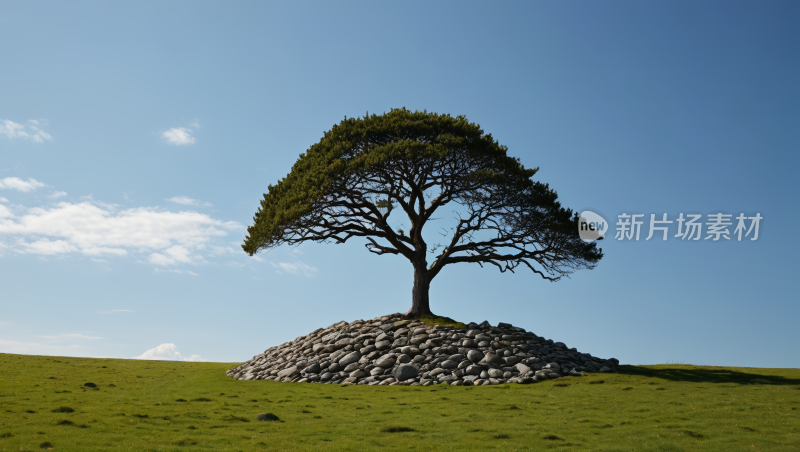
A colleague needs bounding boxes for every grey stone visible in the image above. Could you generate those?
[375,354,397,368]
[370,367,384,376]
[544,362,560,372]
[397,354,411,364]
[448,354,465,362]
[389,320,412,331]
[400,346,419,356]
[462,375,478,382]
[465,365,484,376]
[461,339,477,348]
[327,362,342,373]
[303,363,321,374]
[375,340,391,350]
[514,363,531,375]
[503,371,512,379]
[497,322,512,328]
[467,350,484,363]
[320,372,334,381]
[409,334,428,345]
[393,364,419,381]
[440,360,458,370]
[376,333,389,342]
[504,356,520,366]
[599,366,611,372]
[349,370,367,379]
[487,368,503,378]
[338,351,362,367]
[343,362,360,372]
[480,370,489,379]
[277,366,299,378]
[429,368,446,377]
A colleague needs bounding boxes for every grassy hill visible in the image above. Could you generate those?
[0,353,798,451]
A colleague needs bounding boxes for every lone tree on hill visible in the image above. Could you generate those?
[243,109,603,318]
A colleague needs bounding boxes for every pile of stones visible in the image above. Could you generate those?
[227,313,619,386]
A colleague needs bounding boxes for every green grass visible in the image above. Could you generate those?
[1,353,798,451]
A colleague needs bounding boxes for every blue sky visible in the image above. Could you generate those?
[1,1,797,367]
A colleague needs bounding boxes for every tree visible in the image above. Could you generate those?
[243,109,603,318]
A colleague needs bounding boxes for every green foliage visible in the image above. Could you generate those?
[242,109,603,303]
[4,353,798,450]
[416,314,467,329]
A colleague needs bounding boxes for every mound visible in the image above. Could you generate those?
[227,314,619,386]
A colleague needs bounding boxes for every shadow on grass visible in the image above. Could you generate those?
[619,365,800,386]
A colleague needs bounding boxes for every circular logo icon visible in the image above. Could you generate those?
[578,210,607,242]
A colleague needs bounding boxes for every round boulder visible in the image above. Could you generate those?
[467,350,484,363]
[393,364,419,382]
[338,351,362,367]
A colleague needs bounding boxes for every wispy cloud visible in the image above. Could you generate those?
[133,343,205,361]
[98,309,135,314]
[0,193,241,265]
[0,119,53,143]
[0,197,9,203]
[0,177,47,192]
[48,191,67,199]
[269,261,318,277]
[166,196,211,207]
[162,127,195,145]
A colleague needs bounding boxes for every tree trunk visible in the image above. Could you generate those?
[406,264,433,318]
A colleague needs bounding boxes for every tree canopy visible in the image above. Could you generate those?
[243,108,602,317]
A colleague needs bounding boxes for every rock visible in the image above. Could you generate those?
[400,346,419,356]
[409,334,428,345]
[503,371,512,379]
[429,368,446,377]
[599,366,611,372]
[303,363,321,374]
[504,356,520,366]
[257,413,280,421]
[497,322,512,328]
[370,367,384,376]
[514,363,531,375]
[375,340,391,350]
[393,364,419,381]
[397,354,411,364]
[544,362,560,372]
[462,339,477,348]
[327,363,342,373]
[389,320,412,331]
[376,333,389,342]
[480,370,489,379]
[375,354,397,368]
[440,360,458,370]
[349,370,367,379]
[277,366,299,378]
[343,362,360,372]
[338,351,362,367]
[478,321,491,328]
[487,368,503,378]
[467,350,484,363]
[448,354,465,362]
[465,365,484,376]
[320,372,334,381]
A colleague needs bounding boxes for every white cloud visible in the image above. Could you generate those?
[166,196,211,207]
[162,127,195,145]
[133,343,205,361]
[269,261,318,277]
[48,191,67,199]
[0,201,241,264]
[0,177,47,192]
[0,197,8,203]
[98,309,135,314]
[148,245,193,266]
[0,119,53,143]
[19,238,77,255]
[189,119,201,129]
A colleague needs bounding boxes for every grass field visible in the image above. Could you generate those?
[0,353,798,451]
